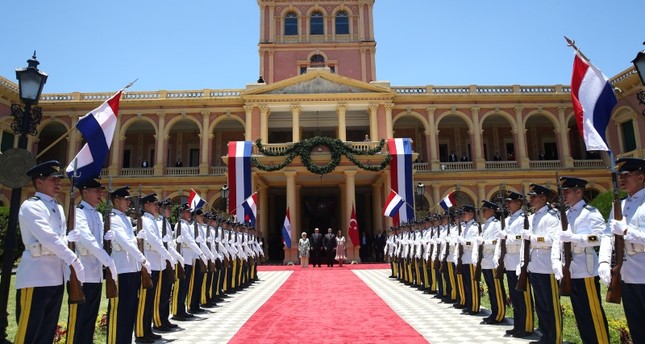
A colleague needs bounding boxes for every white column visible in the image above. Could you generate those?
[244,106,253,141]
[337,104,347,141]
[260,106,270,143]
[291,105,301,142]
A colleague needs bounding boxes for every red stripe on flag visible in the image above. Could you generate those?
[570,54,589,135]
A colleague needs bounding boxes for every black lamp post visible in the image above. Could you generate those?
[633,43,645,116]
[221,184,229,214]
[0,52,47,342]
[415,182,425,217]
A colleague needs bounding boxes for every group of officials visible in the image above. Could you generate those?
[14,160,264,343]
[385,157,645,344]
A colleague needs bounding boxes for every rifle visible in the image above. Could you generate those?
[103,177,118,298]
[66,161,86,304]
[174,208,186,280]
[432,224,441,270]
[136,186,154,289]
[194,218,208,273]
[494,186,507,279]
[161,207,176,284]
[474,204,484,282]
[606,170,624,304]
[456,213,464,275]
[516,186,530,292]
[556,173,572,296]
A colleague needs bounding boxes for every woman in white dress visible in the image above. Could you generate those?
[335,230,347,267]
[298,232,310,268]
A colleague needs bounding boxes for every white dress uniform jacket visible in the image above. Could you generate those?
[526,205,560,274]
[17,192,77,289]
[74,200,111,283]
[110,209,146,274]
[141,212,172,271]
[561,200,603,278]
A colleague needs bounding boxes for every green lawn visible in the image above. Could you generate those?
[479,278,628,344]
[6,276,109,343]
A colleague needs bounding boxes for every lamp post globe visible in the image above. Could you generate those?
[632,43,645,86]
[15,52,48,105]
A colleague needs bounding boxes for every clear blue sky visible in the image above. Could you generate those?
[1,1,644,93]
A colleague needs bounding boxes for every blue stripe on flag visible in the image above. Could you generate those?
[75,113,109,181]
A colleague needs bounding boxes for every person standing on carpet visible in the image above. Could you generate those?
[310,228,323,267]
[323,228,337,267]
[298,232,310,268]
[335,230,347,267]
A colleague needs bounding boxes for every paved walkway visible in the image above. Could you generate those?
[161,269,538,343]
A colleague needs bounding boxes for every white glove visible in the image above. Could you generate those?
[176,235,184,243]
[521,230,532,240]
[515,262,522,276]
[559,230,574,243]
[598,262,611,287]
[136,230,146,240]
[67,229,81,242]
[610,219,627,236]
[552,261,563,281]
[495,230,507,240]
[177,255,185,266]
[200,254,208,266]
[475,236,484,245]
[162,233,173,242]
[71,258,85,284]
[195,236,204,243]
[457,237,465,245]
[103,230,114,241]
[107,260,118,283]
[168,256,177,266]
[141,259,152,274]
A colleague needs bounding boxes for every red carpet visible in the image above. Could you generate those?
[229,267,428,344]
[257,263,390,272]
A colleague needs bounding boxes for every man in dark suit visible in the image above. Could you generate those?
[309,228,323,267]
[323,228,337,267]
[374,230,386,262]
[448,151,458,162]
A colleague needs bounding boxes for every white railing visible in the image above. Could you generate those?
[413,162,429,171]
[485,161,519,169]
[438,162,474,171]
[99,168,108,177]
[121,168,154,176]
[210,166,228,175]
[166,167,199,176]
[529,160,562,169]
[573,160,607,169]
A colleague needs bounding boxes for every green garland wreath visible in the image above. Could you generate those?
[251,137,391,175]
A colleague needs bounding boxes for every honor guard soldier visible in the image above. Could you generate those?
[452,210,467,309]
[457,205,480,315]
[495,191,534,337]
[154,198,182,332]
[66,178,118,343]
[172,204,207,320]
[135,193,175,342]
[442,212,459,303]
[197,212,217,308]
[385,227,396,278]
[557,176,609,343]
[106,186,152,344]
[523,184,562,344]
[15,161,85,344]
[477,200,506,324]
[599,158,645,342]
[438,212,455,302]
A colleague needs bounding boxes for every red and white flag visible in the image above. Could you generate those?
[348,204,360,246]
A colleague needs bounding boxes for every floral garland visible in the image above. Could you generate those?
[252,137,391,175]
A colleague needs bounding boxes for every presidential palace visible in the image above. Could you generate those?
[1,0,644,263]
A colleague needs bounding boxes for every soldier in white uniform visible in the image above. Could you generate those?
[523,184,562,344]
[599,158,645,343]
[135,193,174,342]
[477,200,506,325]
[557,176,609,344]
[66,178,117,344]
[457,205,480,315]
[15,161,85,344]
[106,186,151,344]
[495,191,534,337]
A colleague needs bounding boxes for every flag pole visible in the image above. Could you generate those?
[564,36,589,61]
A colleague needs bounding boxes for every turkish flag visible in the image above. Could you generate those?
[348,204,360,246]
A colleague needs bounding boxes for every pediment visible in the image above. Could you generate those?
[242,69,392,96]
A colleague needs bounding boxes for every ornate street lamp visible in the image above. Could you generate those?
[633,43,645,117]
[221,184,229,213]
[415,182,425,215]
[0,52,47,342]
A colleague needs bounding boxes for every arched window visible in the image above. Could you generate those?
[335,11,349,34]
[310,11,324,35]
[310,54,325,67]
[284,12,298,35]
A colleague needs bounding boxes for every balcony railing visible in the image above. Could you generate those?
[485,161,519,169]
[529,160,562,169]
[439,162,474,171]
[166,167,199,176]
[121,168,154,176]
[572,159,606,169]
[210,166,228,175]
